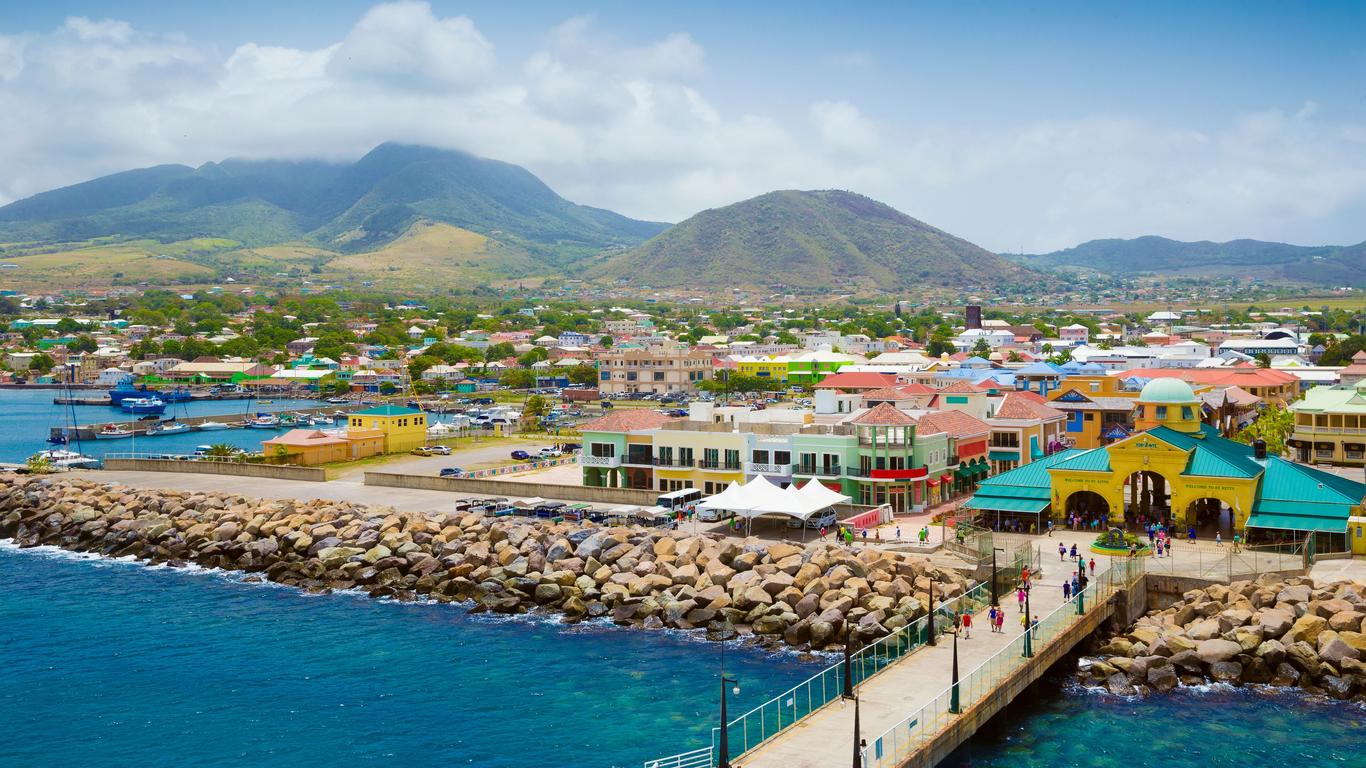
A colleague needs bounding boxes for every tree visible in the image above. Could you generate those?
[54,317,84,334]
[501,368,535,390]
[517,347,548,368]
[379,381,397,395]
[67,335,98,354]
[1006,350,1023,363]
[567,363,598,387]
[1254,353,1271,369]
[926,338,953,357]
[1234,404,1293,457]
[523,394,548,424]
[29,353,54,374]
[205,443,240,458]
[971,339,992,357]
[483,342,515,366]
[599,335,613,348]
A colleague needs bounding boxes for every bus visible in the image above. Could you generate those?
[654,488,701,512]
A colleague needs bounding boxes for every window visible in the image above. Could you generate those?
[752,449,770,463]
[774,450,790,465]
[702,448,719,468]
[679,447,694,466]
[1155,406,1168,420]
[590,442,616,458]
[1181,406,1193,420]
[724,449,741,469]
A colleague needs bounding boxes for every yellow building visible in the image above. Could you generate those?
[732,355,790,384]
[651,425,748,495]
[261,429,384,465]
[347,405,428,454]
[1047,376,1139,449]
[970,378,1366,551]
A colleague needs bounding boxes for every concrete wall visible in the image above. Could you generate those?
[103,457,326,482]
[363,472,661,506]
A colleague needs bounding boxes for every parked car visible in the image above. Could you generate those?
[410,446,433,456]
[537,447,563,458]
[439,467,465,478]
[428,445,451,455]
[787,510,838,530]
[510,449,531,460]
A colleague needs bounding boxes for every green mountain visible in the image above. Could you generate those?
[0,143,668,263]
[1014,236,1366,287]
[589,189,1044,291]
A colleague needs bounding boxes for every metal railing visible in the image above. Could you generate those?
[746,462,794,475]
[643,746,711,768]
[1140,540,1307,581]
[579,454,621,467]
[859,557,1146,768]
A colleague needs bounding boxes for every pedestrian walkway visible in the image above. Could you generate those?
[739,556,1103,768]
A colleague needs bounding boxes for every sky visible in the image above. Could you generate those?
[1,0,1365,252]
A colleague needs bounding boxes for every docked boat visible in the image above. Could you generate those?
[120,397,167,415]
[246,413,281,429]
[146,421,192,436]
[95,424,134,440]
[30,449,100,469]
[195,420,230,431]
[325,396,350,404]
[308,414,334,426]
[107,378,161,406]
[47,428,70,445]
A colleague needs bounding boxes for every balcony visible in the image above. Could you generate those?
[1297,426,1366,435]
[797,463,842,477]
[653,458,693,468]
[622,453,655,467]
[698,460,744,471]
[746,462,794,476]
[579,455,620,468]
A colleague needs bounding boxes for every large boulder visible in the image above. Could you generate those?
[1209,661,1244,684]
[1196,639,1243,665]
[1318,637,1361,667]
[1147,663,1179,692]
[1284,614,1328,646]
[1256,609,1294,637]
[1277,584,1312,605]
[1255,639,1286,667]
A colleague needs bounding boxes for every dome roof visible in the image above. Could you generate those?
[1138,377,1198,404]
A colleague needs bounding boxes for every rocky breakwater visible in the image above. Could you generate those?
[0,476,974,651]
[1085,574,1366,701]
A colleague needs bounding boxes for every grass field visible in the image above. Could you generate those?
[324,220,541,287]
[0,238,220,288]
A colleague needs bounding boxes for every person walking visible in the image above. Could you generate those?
[1058,542,1066,561]
[1017,587,1026,614]
[961,611,972,639]
[1062,580,1071,601]
[987,605,997,633]
[1069,543,1078,559]
[1215,531,1223,547]
[1089,558,1096,576]
[1047,519,1054,537]
[995,608,1005,634]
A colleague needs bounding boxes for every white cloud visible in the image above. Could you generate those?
[328,1,494,90]
[0,5,1363,254]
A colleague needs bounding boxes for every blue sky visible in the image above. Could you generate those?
[1,1,1364,252]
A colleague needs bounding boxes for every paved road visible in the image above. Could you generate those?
[332,437,552,479]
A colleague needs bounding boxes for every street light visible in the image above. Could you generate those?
[949,622,962,713]
[1076,555,1087,615]
[1022,581,1034,658]
[842,639,857,699]
[718,620,741,768]
[926,578,936,647]
[991,546,1006,607]
[851,693,866,768]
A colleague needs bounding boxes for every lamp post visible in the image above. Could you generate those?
[842,639,856,699]
[1022,581,1034,658]
[991,546,1006,607]
[926,578,936,647]
[949,624,962,714]
[1076,555,1087,615]
[851,693,863,768]
[718,620,740,768]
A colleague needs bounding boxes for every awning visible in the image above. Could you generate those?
[955,467,973,480]
[1246,513,1347,534]
[965,496,1049,514]
[1345,443,1364,451]
[940,474,953,485]
[926,477,940,486]
[975,463,990,477]
[987,449,1018,462]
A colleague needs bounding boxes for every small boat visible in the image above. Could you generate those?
[325,396,350,404]
[30,449,100,469]
[146,421,192,436]
[308,414,334,426]
[160,387,194,403]
[107,378,161,406]
[332,410,349,418]
[258,400,274,405]
[47,429,69,445]
[96,424,134,439]
[195,420,230,431]
[121,397,167,415]
[246,413,281,429]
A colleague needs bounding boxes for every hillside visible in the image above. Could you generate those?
[589,190,1044,292]
[0,144,668,275]
[1015,236,1366,287]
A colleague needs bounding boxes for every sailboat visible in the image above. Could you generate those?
[146,421,192,436]
[37,367,98,468]
[96,424,135,439]
[194,420,230,431]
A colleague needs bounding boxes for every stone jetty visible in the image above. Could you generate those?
[1086,574,1366,700]
[0,476,973,651]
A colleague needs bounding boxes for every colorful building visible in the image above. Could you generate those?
[787,349,860,386]
[1047,375,1138,449]
[731,355,790,383]
[1117,366,1300,405]
[347,405,428,454]
[985,392,1067,474]
[967,378,1366,550]
[261,428,384,465]
[1288,381,1366,467]
[580,410,677,489]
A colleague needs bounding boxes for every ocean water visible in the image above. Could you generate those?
[0,543,821,768]
[944,669,1364,768]
[2,388,329,463]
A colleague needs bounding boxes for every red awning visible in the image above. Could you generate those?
[926,477,940,486]
[940,474,953,484]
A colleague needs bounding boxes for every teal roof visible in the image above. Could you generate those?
[1245,513,1347,534]
[1144,425,1263,479]
[1049,448,1111,472]
[1248,457,1364,533]
[354,405,423,417]
[1137,377,1200,404]
[965,496,1049,513]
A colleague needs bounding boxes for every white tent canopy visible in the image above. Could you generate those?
[696,475,849,522]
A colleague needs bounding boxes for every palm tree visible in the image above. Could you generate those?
[205,443,239,458]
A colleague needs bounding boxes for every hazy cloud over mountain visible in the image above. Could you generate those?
[0,1,1364,252]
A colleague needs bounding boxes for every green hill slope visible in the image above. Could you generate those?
[589,189,1043,292]
[1014,236,1366,286]
[0,144,668,268]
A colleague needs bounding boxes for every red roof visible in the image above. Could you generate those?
[897,383,938,395]
[862,386,919,401]
[813,372,898,390]
[578,410,677,433]
[1117,367,1299,388]
[938,381,985,394]
[263,429,348,447]
[994,392,1066,421]
[850,402,918,426]
[915,409,991,438]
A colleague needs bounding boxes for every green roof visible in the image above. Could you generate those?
[978,449,1085,491]
[1138,377,1200,404]
[1049,448,1111,472]
[1145,425,1263,479]
[987,449,1020,461]
[1245,513,1347,534]
[965,496,1049,514]
[354,405,423,417]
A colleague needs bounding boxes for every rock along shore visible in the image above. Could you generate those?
[0,476,973,651]
[1086,574,1366,701]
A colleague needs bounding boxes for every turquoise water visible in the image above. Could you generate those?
[944,670,1363,768]
[0,543,821,768]
[2,389,329,463]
